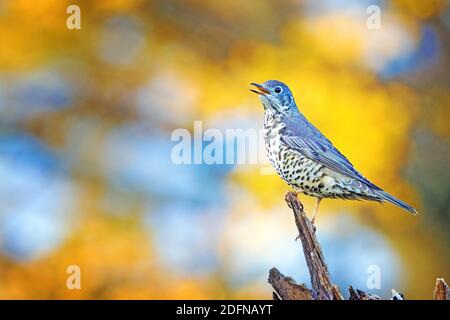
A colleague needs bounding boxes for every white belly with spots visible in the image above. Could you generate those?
[264,112,346,198]
[263,114,285,175]
[262,112,381,201]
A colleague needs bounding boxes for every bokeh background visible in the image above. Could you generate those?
[0,0,449,299]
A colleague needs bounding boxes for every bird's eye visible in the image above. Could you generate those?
[274,86,282,94]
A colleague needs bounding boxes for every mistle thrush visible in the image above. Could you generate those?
[251,80,417,223]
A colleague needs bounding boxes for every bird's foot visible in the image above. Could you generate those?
[285,191,304,211]
[285,192,296,209]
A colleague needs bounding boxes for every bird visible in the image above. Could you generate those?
[250,80,417,223]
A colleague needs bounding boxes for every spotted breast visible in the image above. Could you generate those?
[264,110,353,199]
[253,79,417,216]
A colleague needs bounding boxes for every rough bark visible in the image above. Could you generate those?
[268,268,312,300]
[434,278,450,300]
[348,286,381,300]
[267,192,446,300]
[282,192,343,300]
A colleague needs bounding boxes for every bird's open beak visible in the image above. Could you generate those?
[250,83,270,95]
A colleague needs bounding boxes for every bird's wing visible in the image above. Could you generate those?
[280,127,380,190]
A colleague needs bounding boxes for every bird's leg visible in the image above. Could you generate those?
[293,191,302,241]
[311,198,322,224]
[293,192,304,209]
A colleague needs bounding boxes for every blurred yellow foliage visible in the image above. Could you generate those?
[0,0,448,300]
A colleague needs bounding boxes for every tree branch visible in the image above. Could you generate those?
[267,192,446,300]
[268,268,312,300]
[282,192,342,300]
[349,286,380,300]
[434,278,449,300]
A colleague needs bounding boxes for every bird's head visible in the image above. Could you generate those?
[250,80,297,115]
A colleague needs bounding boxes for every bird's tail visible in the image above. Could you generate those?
[376,190,418,215]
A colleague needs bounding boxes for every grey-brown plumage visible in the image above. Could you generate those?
[251,80,417,222]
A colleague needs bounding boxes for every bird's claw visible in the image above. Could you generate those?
[310,215,318,232]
